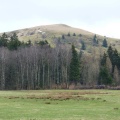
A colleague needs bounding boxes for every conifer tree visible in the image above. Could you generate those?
[101,53,107,66]
[0,33,8,47]
[81,41,86,50]
[107,45,113,60]
[93,34,99,46]
[39,40,48,46]
[67,32,70,36]
[93,34,97,44]
[113,49,119,67]
[73,33,76,36]
[70,45,80,83]
[107,46,119,72]
[99,52,113,85]
[102,38,108,47]
[99,66,113,85]
[62,35,65,39]
[8,33,21,50]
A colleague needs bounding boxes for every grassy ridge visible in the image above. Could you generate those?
[1,24,119,45]
[1,24,120,52]
[0,90,120,120]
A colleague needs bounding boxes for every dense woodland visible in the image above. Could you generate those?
[0,32,120,90]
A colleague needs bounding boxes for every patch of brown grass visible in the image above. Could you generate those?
[7,96,20,99]
[45,102,51,104]
[24,93,90,101]
[114,108,119,110]
[5,91,108,101]
[103,100,107,102]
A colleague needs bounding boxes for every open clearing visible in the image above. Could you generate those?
[0,90,120,120]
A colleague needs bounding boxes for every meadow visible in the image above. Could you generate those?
[0,90,120,120]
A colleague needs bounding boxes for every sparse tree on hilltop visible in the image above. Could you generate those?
[73,33,76,36]
[62,35,65,39]
[67,32,70,36]
[81,41,86,50]
[102,37,108,47]
[93,34,98,46]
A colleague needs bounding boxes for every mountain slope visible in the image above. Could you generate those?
[1,24,120,50]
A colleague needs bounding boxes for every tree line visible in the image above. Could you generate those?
[0,33,119,90]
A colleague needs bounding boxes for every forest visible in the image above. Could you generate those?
[0,32,120,90]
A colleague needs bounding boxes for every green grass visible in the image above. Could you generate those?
[0,90,120,120]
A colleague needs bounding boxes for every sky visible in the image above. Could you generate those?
[0,0,120,38]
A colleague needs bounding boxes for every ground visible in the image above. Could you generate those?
[0,90,120,120]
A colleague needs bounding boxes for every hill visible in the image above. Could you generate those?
[1,24,120,51]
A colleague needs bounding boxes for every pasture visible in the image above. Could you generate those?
[0,90,120,120]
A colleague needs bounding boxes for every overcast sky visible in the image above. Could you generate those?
[0,0,120,38]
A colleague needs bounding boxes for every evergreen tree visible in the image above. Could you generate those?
[93,34,98,45]
[111,49,120,73]
[81,41,86,50]
[107,45,115,72]
[62,35,65,39]
[99,66,113,85]
[117,54,120,70]
[39,40,48,46]
[107,45,113,60]
[113,49,119,66]
[73,33,76,36]
[93,34,97,43]
[70,45,80,83]
[101,53,107,66]
[0,33,8,47]
[79,34,82,37]
[102,38,108,47]
[67,32,70,36]
[96,39,99,44]
[99,52,113,85]
[8,33,21,50]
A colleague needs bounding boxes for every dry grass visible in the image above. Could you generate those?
[1,24,119,54]
[5,91,108,101]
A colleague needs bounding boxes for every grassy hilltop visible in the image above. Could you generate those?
[1,24,120,51]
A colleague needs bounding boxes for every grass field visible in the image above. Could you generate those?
[0,90,120,120]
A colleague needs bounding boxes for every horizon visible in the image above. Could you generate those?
[0,0,120,39]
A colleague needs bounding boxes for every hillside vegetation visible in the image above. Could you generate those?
[1,24,120,49]
[0,24,120,90]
